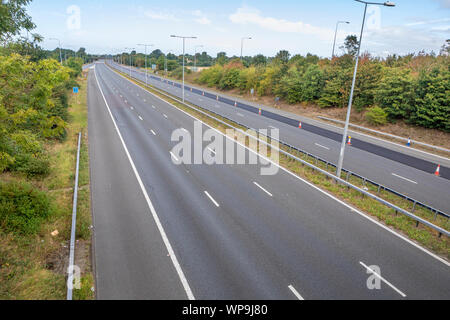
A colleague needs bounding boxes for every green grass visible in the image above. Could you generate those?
[0,72,94,300]
[112,66,450,260]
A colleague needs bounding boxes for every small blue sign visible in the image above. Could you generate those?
[73,87,79,94]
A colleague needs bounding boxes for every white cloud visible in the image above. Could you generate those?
[144,10,179,22]
[191,10,211,25]
[195,17,211,25]
[229,7,333,40]
[405,17,450,26]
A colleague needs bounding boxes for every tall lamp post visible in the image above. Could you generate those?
[138,43,154,86]
[49,38,63,64]
[194,45,203,72]
[336,0,395,178]
[332,21,350,58]
[171,35,197,103]
[240,37,252,60]
[125,47,135,77]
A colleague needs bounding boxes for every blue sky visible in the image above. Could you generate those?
[28,0,450,57]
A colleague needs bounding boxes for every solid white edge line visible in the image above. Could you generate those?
[94,67,195,300]
[107,63,450,267]
[359,261,407,298]
[253,181,273,197]
[391,173,418,185]
[204,191,220,207]
[163,114,168,118]
[288,285,304,300]
[150,129,156,136]
[138,116,143,121]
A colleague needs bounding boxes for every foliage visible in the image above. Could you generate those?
[0,53,78,176]
[0,181,52,235]
[192,43,449,131]
[365,106,388,126]
[0,0,35,41]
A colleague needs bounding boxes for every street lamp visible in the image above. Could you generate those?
[332,21,350,58]
[171,35,197,103]
[49,38,62,64]
[336,0,395,178]
[125,47,135,77]
[194,45,204,72]
[138,44,154,86]
[240,37,252,60]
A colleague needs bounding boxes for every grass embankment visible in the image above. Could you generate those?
[112,66,449,260]
[0,71,94,300]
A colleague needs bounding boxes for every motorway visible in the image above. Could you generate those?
[88,62,449,299]
[108,61,450,215]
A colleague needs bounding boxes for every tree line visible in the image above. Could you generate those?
[194,42,449,132]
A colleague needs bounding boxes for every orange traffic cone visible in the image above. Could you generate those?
[298,122,302,129]
[234,102,237,107]
[259,108,262,115]
[202,92,205,96]
[435,165,440,176]
[347,136,352,145]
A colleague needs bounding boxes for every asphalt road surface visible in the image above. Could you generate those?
[89,62,449,300]
[108,61,450,215]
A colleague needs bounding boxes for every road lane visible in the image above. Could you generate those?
[91,62,450,300]
[108,61,450,215]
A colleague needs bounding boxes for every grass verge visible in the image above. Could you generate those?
[112,65,449,260]
[0,71,94,300]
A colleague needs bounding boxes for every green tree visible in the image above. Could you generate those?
[344,35,359,56]
[412,68,449,131]
[0,0,35,41]
[375,68,415,120]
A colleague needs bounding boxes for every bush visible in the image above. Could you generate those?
[0,181,52,235]
[365,106,388,126]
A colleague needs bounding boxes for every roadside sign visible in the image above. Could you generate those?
[152,64,157,70]
[73,87,79,94]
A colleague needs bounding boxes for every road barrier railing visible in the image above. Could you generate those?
[107,62,450,238]
[67,132,82,300]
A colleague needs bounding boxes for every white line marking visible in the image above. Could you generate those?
[204,191,220,207]
[237,113,244,117]
[109,62,450,267]
[94,68,195,300]
[253,182,273,197]
[152,105,156,109]
[138,116,143,121]
[359,261,407,298]
[269,125,277,130]
[207,147,216,155]
[181,128,188,133]
[315,143,330,150]
[130,106,134,110]
[170,152,179,162]
[288,285,304,300]
[150,130,156,135]
[163,114,168,119]
[391,173,418,185]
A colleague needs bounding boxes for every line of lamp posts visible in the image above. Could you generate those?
[110,0,396,177]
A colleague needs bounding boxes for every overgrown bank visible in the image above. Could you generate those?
[0,56,93,299]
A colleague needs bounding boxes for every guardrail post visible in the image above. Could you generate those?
[412,201,416,212]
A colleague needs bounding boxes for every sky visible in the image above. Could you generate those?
[27,0,450,58]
